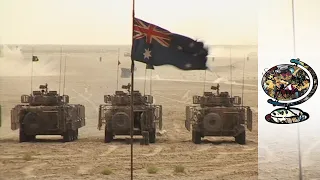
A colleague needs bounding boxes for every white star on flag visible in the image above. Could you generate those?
[185,63,192,68]
[143,48,152,60]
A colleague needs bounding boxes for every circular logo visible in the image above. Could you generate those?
[262,58,318,124]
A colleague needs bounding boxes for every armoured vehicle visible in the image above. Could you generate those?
[10,83,85,142]
[185,84,252,144]
[98,83,162,144]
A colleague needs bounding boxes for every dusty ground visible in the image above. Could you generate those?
[0,48,258,180]
[0,76,258,180]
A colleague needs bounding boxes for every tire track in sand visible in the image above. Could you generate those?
[162,145,256,157]
[196,145,212,152]
[77,145,119,175]
[77,165,94,175]
[173,121,181,133]
[98,145,119,157]
[153,90,191,141]
[210,161,258,178]
[72,89,99,113]
[196,143,257,153]
[21,163,47,179]
[200,146,257,165]
[142,145,163,157]
[76,145,119,175]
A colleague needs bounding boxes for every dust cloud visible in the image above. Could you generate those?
[0,45,60,77]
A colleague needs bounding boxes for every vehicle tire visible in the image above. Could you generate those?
[75,129,79,140]
[63,130,71,142]
[140,139,145,145]
[71,130,75,141]
[143,131,150,145]
[104,129,113,143]
[149,129,156,143]
[235,131,246,145]
[192,130,201,144]
[69,130,74,142]
[19,127,28,142]
[27,135,36,142]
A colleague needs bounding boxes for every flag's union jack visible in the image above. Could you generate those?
[133,18,171,47]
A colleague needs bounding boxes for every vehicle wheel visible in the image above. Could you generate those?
[27,135,36,142]
[235,131,246,145]
[71,130,76,141]
[75,129,79,140]
[71,130,75,141]
[19,128,28,143]
[104,129,113,143]
[142,131,149,145]
[149,129,156,143]
[192,130,201,144]
[140,139,145,145]
[63,130,72,142]
[70,130,74,142]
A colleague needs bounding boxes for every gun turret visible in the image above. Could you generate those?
[192,83,243,107]
[122,83,131,93]
[104,84,153,105]
[20,83,69,106]
[211,84,220,95]
[39,83,48,94]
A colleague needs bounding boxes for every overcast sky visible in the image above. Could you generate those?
[0,0,258,45]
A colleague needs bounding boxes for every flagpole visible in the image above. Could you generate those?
[241,55,246,107]
[149,69,152,95]
[59,46,63,95]
[143,67,147,95]
[229,47,232,97]
[63,54,67,96]
[116,47,120,90]
[30,46,34,94]
[130,0,135,179]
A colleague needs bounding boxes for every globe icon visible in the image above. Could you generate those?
[261,64,310,101]
[261,58,318,124]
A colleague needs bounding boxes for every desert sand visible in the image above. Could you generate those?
[0,46,258,180]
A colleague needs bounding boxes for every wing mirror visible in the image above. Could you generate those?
[144,95,153,104]
[104,95,112,103]
[62,95,69,103]
[233,96,241,105]
[192,95,201,104]
[21,95,30,103]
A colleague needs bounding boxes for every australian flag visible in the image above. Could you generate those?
[131,18,209,70]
